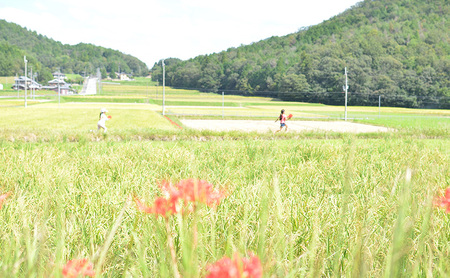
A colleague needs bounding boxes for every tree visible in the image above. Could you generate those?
[0,19,149,78]
[149,0,449,108]
[100,68,108,79]
[39,68,53,83]
[278,73,310,93]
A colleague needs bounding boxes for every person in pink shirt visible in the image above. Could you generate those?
[274,109,288,133]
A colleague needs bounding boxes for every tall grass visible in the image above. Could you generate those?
[0,138,448,277]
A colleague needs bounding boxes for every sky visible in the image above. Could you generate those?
[0,0,361,68]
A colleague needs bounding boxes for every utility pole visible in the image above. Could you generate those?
[16,73,19,98]
[378,95,381,118]
[24,56,27,108]
[58,81,60,108]
[31,67,33,100]
[162,59,165,115]
[34,72,38,100]
[343,67,348,121]
[97,68,102,95]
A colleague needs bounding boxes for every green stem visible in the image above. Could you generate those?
[165,218,181,278]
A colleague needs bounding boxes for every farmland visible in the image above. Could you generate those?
[0,77,449,277]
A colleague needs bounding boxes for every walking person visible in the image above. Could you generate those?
[97,108,110,133]
[274,109,288,133]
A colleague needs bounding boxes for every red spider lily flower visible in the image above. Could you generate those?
[205,188,227,207]
[241,253,262,278]
[434,187,450,213]
[175,179,226,206]
[62,258,95,278]
[159,180,181,199]
[205,253,262,278]
[134,195,180,218]
[0,192,11,209]
[206,256,238,278]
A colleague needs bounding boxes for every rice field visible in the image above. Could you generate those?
[0,138,449,277]
[0,76,449,277]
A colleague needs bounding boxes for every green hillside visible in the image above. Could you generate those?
[151,0,449,108]
[0,19,149,81]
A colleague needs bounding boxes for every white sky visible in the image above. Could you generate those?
[0,0,361,68]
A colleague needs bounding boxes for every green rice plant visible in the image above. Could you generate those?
[0,138,448,277]
[357,116,450,137]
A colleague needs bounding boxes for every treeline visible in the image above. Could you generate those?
[151,0,449,108]
[0,20,149,82]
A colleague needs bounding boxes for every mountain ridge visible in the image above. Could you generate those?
[0,19,149,81]
[151,0,449,108]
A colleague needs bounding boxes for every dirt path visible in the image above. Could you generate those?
[180,120,391,133]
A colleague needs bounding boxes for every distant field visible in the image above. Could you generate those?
[0,76,15,87]
[0,99,43,107]
[103,77,158,86]
[0,104,175,132]
[0,76,18,94]
[1,76,449,138]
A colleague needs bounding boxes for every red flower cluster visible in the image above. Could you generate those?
[62,259,95,278]
[168,179,225,206]
[135,179,226,218]
[435,187,450,213]
[206,253,262,278]
[135,194,180,217]
[0,192,11,209]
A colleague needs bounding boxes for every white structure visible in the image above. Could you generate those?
[118,73,131,81]
[80,77,98,95]
[12,76,41,90]
[0,84,3,90]
[42,79,73,95]
[53,71,66,81]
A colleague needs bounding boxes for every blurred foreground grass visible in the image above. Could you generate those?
[0,138,449,277]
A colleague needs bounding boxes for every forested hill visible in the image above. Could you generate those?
[0,19,148,81]
[151,0,449,108]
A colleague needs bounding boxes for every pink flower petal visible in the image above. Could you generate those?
[0,192,11,209]
[62,259,95,278]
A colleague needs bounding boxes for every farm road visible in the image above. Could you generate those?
[180,120,391,133]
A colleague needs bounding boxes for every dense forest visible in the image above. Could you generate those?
[0,20,148,82]
[151,0,449,108]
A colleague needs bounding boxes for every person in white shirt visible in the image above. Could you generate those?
[97,108,109,132]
